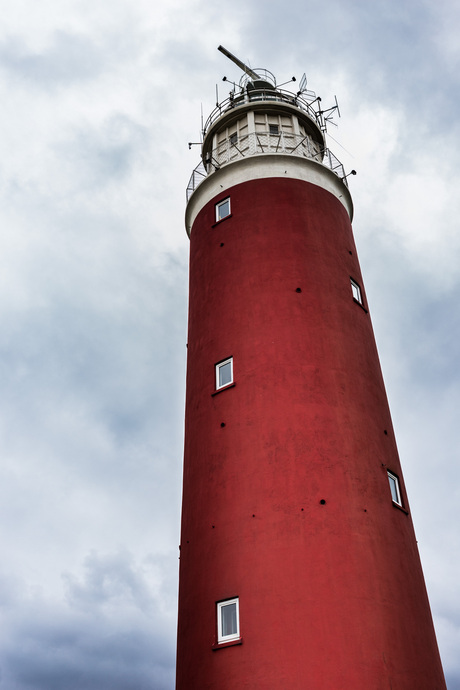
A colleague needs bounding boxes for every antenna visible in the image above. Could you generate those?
[316,95,341,132]
[296,72,317,101]
[334,95,341,118]
[222,76,239,89]
[218,45,259,80]
[276,77,296,88]
[342,169,357,181]
[298,73,307,93]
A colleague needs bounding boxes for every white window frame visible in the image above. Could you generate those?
[350,278,363,305]
[217,597,240,643]
[216,357,233,390]
[216,197,231,222]
[387,471,402,506]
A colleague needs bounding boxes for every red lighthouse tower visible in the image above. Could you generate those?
[176,47,446,690]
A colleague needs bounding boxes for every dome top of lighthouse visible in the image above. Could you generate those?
[237,67,277,92]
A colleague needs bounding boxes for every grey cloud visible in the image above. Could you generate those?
[64,549,157,612]
[60,115,151,187]
[1,550,176,690]
[3,617,174,690]
[0,31,106,87]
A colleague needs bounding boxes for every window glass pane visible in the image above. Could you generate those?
[388,475,398,502]
[351,279,362,304]
[217,199,230,221]
[388,472,401,505]
[221,602,237,637]
[219,361,232,387]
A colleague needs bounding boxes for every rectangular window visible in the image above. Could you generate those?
[216,357,233,390]
[388,471,402,506]
[217,598,240,643]
[269,124,279,135]
[229,133,238,146]
[216,197,231,222]
[350,278,363,305]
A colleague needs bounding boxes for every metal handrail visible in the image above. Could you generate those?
[186,161,207,202]
[203,88,319,137]
[186,130,348,202]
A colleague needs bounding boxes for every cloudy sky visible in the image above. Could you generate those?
[0,0,459,688]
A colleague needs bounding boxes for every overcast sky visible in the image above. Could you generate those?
[0,0,459,688]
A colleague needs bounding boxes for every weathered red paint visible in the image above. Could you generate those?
[176,176,446,689]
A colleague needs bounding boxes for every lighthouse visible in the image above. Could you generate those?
[176,47,446,689]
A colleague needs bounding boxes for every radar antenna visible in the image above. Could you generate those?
[296,72,318,102]
[218,45,259,81]
[298,73,308,93]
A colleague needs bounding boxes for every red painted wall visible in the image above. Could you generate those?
[176,177,446,689]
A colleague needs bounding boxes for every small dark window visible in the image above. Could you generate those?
[269,124,279,135]
[229,133,238,146]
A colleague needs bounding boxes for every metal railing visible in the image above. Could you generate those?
[203,88,320,137]
[186,130,347,202]
[212,130,322,167]
[186,161,207,202]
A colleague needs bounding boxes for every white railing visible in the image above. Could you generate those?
[202,88,320,137]
[186,131,347,202]
[210,130,322,168]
